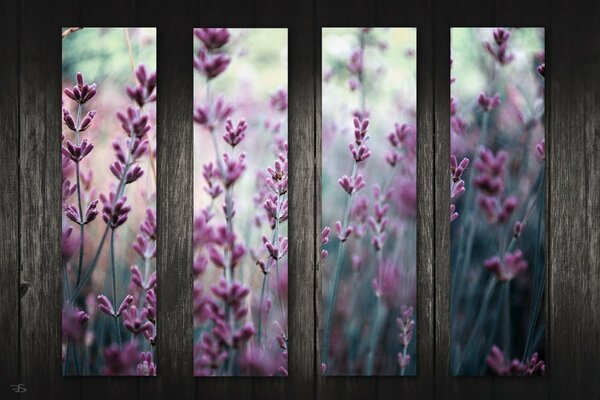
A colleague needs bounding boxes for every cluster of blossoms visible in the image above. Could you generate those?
[450,154,469,221]
[397,306,415,374]
[62,59,157,376]
[486,345,545,376]
[193,28,289,376]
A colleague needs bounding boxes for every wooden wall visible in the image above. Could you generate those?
[0,0,598,399]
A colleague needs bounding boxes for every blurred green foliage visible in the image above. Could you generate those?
[62,27,156,85]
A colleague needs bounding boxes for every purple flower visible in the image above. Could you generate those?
[338,174,366,194]
[194,49,231,79]
[97,294,134,317]
[478,92,501,112]
[116,106,151,138]
[473,146,508,196]
[194,95,234,130]
[348,142,372,162]
[137,352,157,376]
[487,345,545,376]
[102,342,138,376]
[194,28,230,50]
[127,64,157,107]
[450,204,458,222]
[100,192,131,229]
[396,305,415,372]
[537,63,545,77]
[62,307,89,341]
[202,162,223,198]
[266,153,289,195]
[536,138,545,160]
[478,195,518,224]
[484,28,514,65]
[123,305,153,335]
[110,161,144,184]
[262,235,289,260]
[64,199,99,225]
[220,152,246,187]
[353,117,370,145]
[269,88,288,112]
[484,249,528,282]
[347,49,364,75]
[62,139,94,162]
[64,72,97,104]
[223,118,248,147]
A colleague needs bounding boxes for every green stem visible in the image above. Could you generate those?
[256,274,267,346]
[522,187,545,362]
[69,131,137,304]
[455,276,497,375]
[365,298,387,375]
[322,161,358,368]
[110,230,122,346]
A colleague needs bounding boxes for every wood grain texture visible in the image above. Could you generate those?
[549,0,600,399]
[18,0,63,398]
[0,0,20,395]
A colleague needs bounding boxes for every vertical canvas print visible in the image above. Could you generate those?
[61,28,157,376]
[193,28,288,376]
[450,28,545,376]
[321,28,417,376]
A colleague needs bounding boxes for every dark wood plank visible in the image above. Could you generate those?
[287,1,318,400]
[316,1,432,399]
[18,0,63,397]
[137,1,194,400]
[433,0,494,398]
[0,0,21,395]
[549,0,600,399]
[491,1,549,399]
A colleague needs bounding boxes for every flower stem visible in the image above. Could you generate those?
[365,297,387,375]
[455,276,497,374]
[256,273,267,346]
[322,161,358,367]
[110,229,122,346]
[73,103,85,287]
[69,131,137,304]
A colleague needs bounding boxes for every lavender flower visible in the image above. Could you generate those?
[64,72,97,104]
[100,192,131,229]
[484,250,528,282]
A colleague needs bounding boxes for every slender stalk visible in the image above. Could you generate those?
[256,274,267,346]
[64,339,72,374]
[322,161,358,366]
[522,188,545,362]
[455,276,497,375]
[73,103,86,287]
[110,229,122,346]
[365,298,387,375]
[69,131,137,303]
